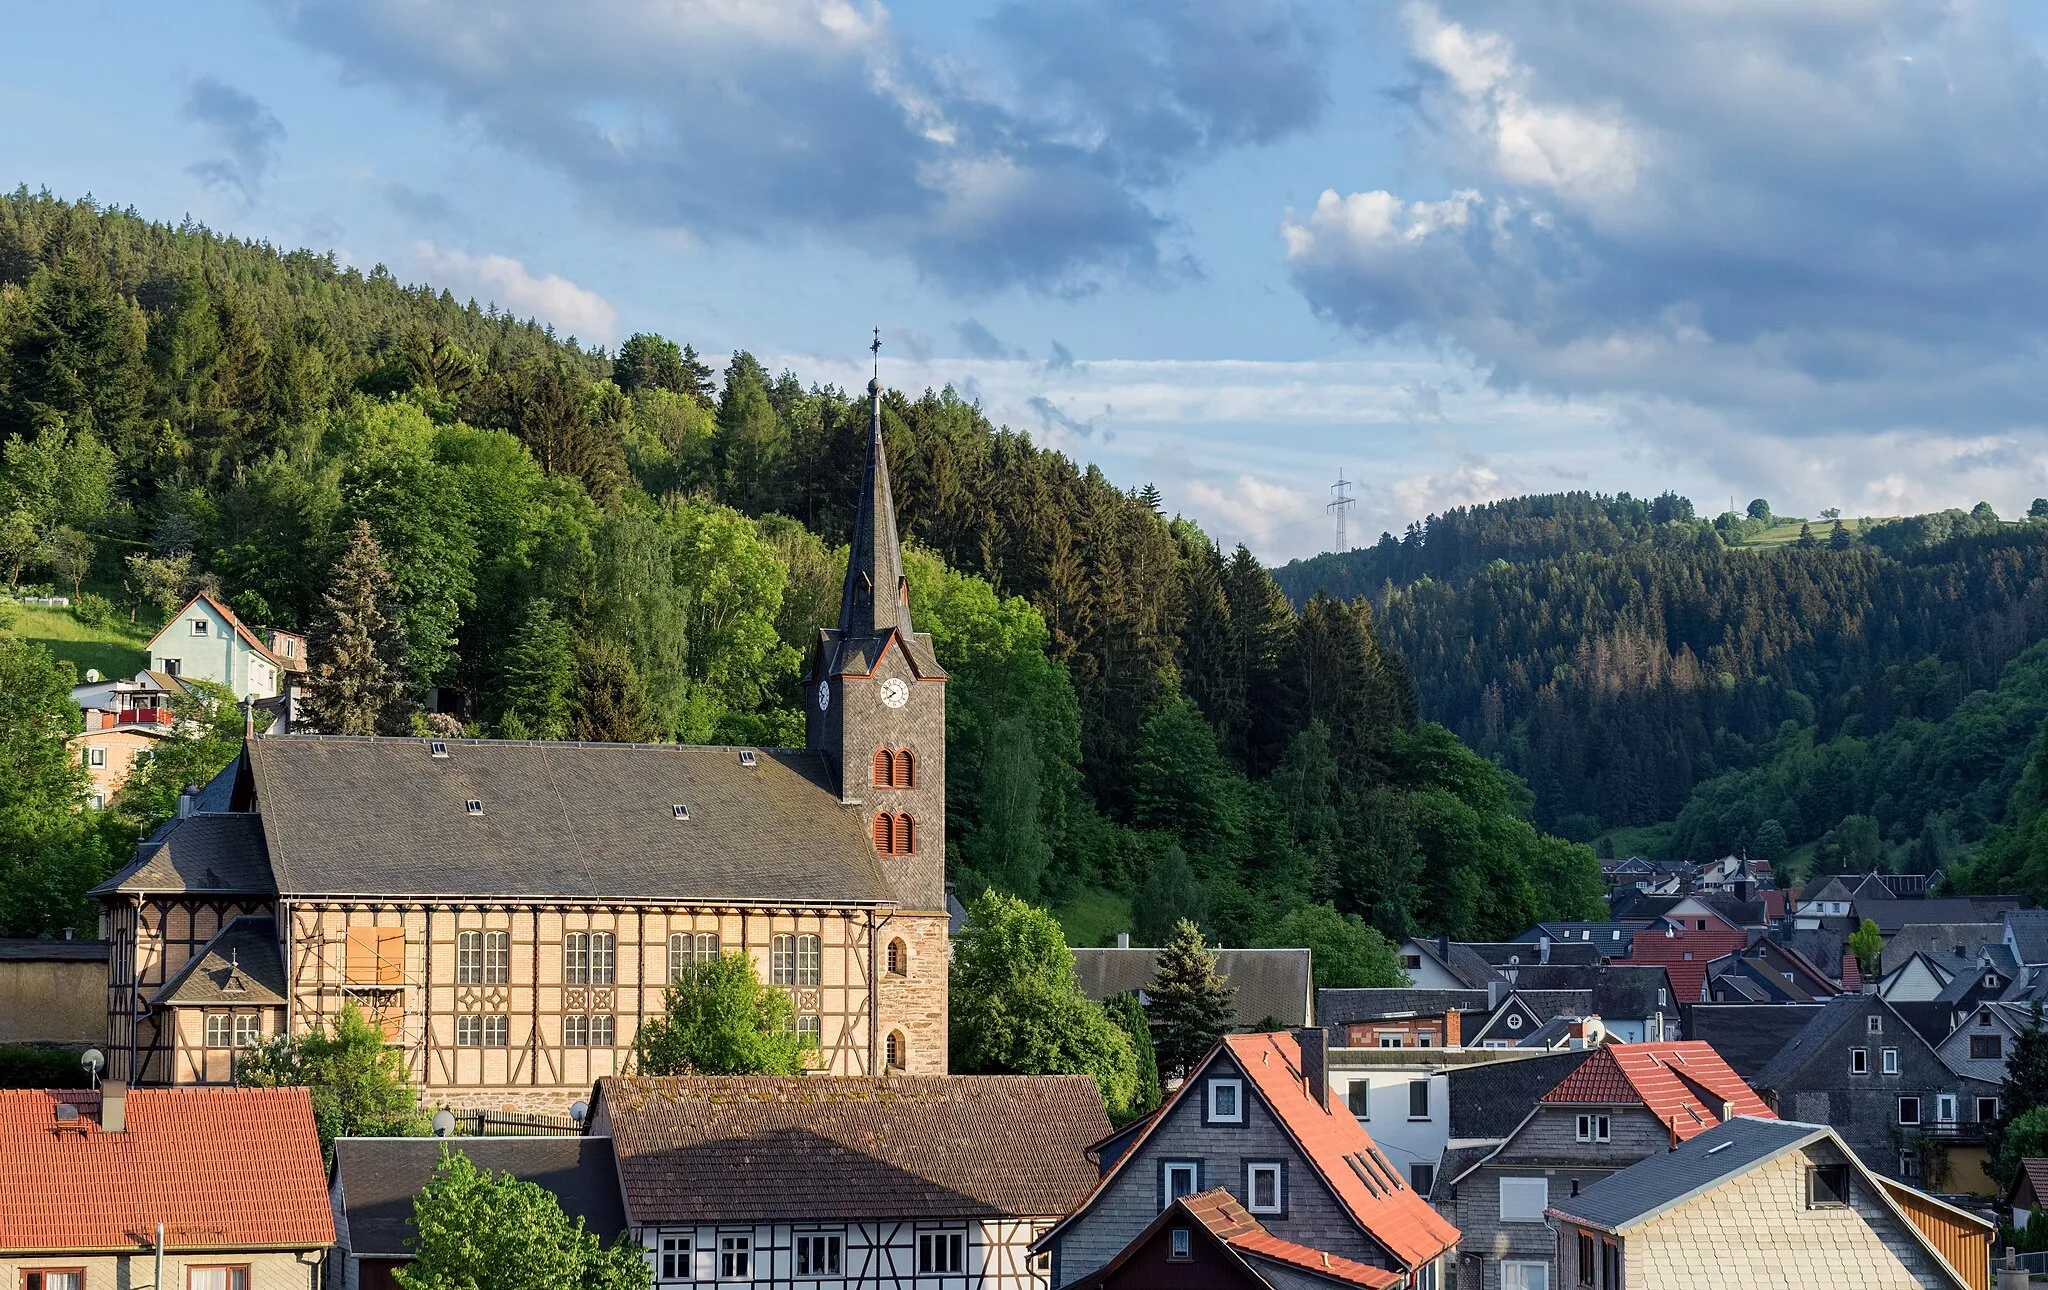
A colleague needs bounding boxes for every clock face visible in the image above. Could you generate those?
[879,677,910,709]
[816,681,830,711]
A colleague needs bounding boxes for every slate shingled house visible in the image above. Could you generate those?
[1038,1031,1460,1289]
[329,1136,628,1290]
[591,1074,1109,1289]
[94,374,955,1111]
[1072,944,1315,1028]
[0,1083,333,1290]
[1073,1189,1411,1289]
[1547,1117,1992,1290]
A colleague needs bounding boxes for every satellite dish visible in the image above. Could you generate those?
[570,1100,589,1126]
[431,1109,456,1138]
[84,669,103,683]
[81,1049,104,1086]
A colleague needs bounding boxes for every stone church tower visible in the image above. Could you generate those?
[806,365,950,1072]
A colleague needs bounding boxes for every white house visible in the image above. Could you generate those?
[144,592,301,702]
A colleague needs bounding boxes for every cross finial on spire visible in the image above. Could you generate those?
[871,326,881,377]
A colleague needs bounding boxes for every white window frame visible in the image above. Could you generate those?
[1575,1113,1610,1143]
[796,933,821,986]
[1499,1176,1549,1223]
[718,1234,750,1280]
[1169,1228,1192,1261]
[917,1231,965,1275]
[456,1015,483,1047]
[483,931,509,984]
[1378,1034,1404,1048]
[1868,1015,1883,1034]
[204,1014,231,1048]
[659,1234,692,1281]
[1163,1160,1200,1209]
[456,930,483,984]
[1208,1077,1244,1124]
[772,934,797,985]
[795,1232,842,1277]
[1937,1094,1957,1123]
[1899,1095,1921,1126]
[232,1015,260,1047]
[1882,1048,1899,1075]
[191,618,209,637]
[1850,1047,1868,1074]
[482,1015,507,1047]
[589,932,616,985]
[1245,1162,1284,1215]
[86,746,107,768]
[1408,1079,1431,1121]
[1502,1260,1551,1290]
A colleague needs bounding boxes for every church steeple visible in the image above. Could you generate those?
[838,328,912,638]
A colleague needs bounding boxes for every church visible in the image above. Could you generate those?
[94,371,952,1112]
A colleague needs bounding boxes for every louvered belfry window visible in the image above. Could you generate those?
[894,748,914,787]
[873,812,916,855]
[871,748,915,788]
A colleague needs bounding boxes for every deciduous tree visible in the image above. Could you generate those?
[631,952,810,1076]
[236,1001,428,1159]
[398,1149,651,1290]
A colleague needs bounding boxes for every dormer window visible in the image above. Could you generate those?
[1207,1077,1244,1124]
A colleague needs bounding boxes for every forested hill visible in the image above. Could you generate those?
[1276,491,2048,886]
[0,189,1604,951]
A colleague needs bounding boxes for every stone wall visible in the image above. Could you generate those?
[875,912,950,1075]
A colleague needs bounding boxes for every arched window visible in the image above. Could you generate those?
[590,932,616,985]
[873,813,915,855]
[772,934,797,986]
[456,930,483,984]
[797,934,821,986]
[894,748,914,788]
[669,931,723,980]
[886,939,907,976]
[564,932,589,984]
[885,1031,906,1070]
[483,931,509,984]
[872,749,894,787]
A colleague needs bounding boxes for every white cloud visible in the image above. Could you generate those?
[411,243,619,343]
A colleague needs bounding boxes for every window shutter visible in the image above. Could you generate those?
[872,749,892,787]
[873,813,894,853]
[896,748,914,788]
[897,813,914,853]
[377,927,405,984]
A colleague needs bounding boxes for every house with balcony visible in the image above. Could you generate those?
[1750,993,2002,1196]
[66,669,191,807]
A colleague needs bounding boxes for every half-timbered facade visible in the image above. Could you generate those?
[592,1074,1111,1290]
[96,371,954,1113]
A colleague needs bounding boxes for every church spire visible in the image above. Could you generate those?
[837,328,912,637]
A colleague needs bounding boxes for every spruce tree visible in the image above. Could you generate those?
[1147,919,1236,1082]
[494,598,576,739]
[303,519,411,736]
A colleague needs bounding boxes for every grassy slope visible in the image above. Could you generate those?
[1056,886,1135,948]
[8,601,156,681]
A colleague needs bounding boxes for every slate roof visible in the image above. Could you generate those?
[1539,1043,1771,1141]
[331,1136,627,1257]
[1775,928,1847,981]
[0,939,109,962]
[1073,947,1314,1027]
[1549,1117,1826,1231]
[1444,1052,1595,1140]
[1495,964,1597,992]
[1804,878,1857,906]
[1857,897,2021,937]
[0,1086,332,1252]
[1519,923,1647,953]
[1408,938,1503,989]
[1685,1005,1828,1079]
[1751,995,1891,1091]
[596,1075,1108,1223]
[1882,924,2006,975]
[242,736,898,904]
[151,916,286,1007]
[2009,910,2048,965]
[92,813,275,897]
[1318,989,1490,1029]
[1590,965,1674,1018]
[1464,941,1604,968]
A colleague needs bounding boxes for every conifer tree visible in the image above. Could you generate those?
[303,519,412,736]
[1146,919,1235,1082]
[571,639,655,743]
[494,598,576,739]
[1104,991,1162,1123]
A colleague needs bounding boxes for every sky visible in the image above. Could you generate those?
[5,0,2048,562]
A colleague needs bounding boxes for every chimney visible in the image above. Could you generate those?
[61,927,73,940]
[1294,1028,1329,1112]
[1437,933,1450,960]
[1488,979,1504,1010]
[1539,935,1551,965]
[1720,1100,1735,1122]
[100,1080,126,1133]
[1117,932,1131,950]
[176,786,197,819]
[1445,1009,1462,1048]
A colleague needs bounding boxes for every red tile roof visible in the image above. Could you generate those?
[1540,1043,1774,1142]
[1179,1190,1403,1289]
[1226,1033,1461,1269]
[1629,927,1750,1003]
[1840,951,1864,991]
[0,1087,333,1253]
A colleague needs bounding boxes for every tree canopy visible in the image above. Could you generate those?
[631,952,811,1077]
[397,1149,651,1290]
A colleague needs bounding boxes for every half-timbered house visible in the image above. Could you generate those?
[590,1073,1110,1290]
[95,370,953,1113]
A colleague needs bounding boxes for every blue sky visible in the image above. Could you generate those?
[6,0,2047,561]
